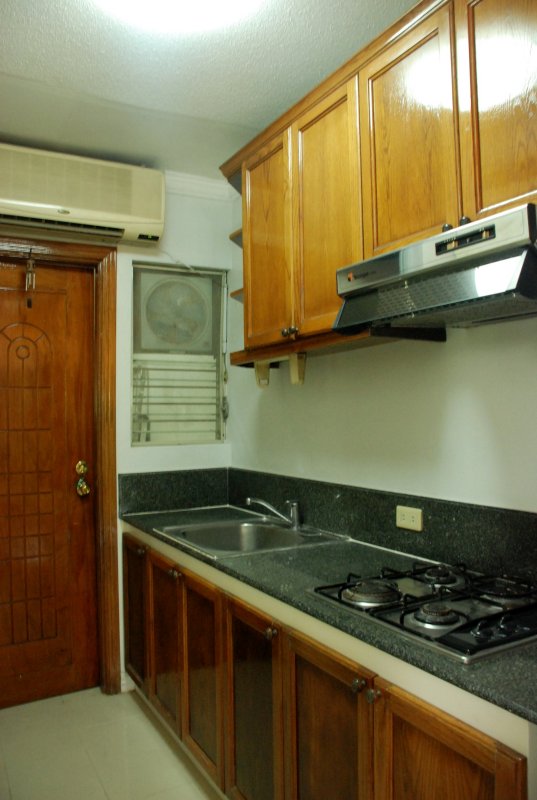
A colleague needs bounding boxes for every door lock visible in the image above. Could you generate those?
[75,461,91,496]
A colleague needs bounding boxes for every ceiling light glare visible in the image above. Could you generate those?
[92,0,266,35]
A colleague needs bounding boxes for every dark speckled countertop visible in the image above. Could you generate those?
[122,506,537,726]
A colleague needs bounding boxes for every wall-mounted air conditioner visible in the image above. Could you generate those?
[0,142,164,244]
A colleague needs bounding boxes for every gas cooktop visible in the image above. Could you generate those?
[313,562,537,663]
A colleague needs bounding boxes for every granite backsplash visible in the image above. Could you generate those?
[118,468,537,581]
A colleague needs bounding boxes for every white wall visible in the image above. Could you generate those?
[116,180,537,516]
[227,200,537,514]
[116,172,235,474]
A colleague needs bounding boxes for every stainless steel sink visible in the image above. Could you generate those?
[153,519,341,558]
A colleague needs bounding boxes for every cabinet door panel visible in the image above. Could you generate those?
[225,599,283,800]
[284,632,374,800]
[292,78,362,336]
[360,4,461,256]
[147,552,181,733]
[456,0,537,219]
[122,536,148,693]
[374,678,527,800]
[182,574,224,787]
[243,132,293,348]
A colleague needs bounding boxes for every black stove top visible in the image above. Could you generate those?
[313,563,537,663]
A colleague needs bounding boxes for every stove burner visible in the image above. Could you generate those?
[341,579,400,608]
[476,577,536,600]
[414,603,461,627]
[423,564,459,586]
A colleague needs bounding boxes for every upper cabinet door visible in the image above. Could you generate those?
[291,78,362,337]
[242,132,294,349]
[359,3,461,257]
[455,0,537,220]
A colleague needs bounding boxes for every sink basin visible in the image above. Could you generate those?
[153,519,339,558]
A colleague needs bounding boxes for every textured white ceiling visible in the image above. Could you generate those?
[1,0,416,178]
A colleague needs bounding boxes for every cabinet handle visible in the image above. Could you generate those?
[168,568,180,580]
[441,222,453,232]
[459,216,471,226]
[136,547,146,557]
[281,328,290,338]
[264,626,278,641]
[288,326,299,336]
[366,688,382,704]
[351,677,367,694]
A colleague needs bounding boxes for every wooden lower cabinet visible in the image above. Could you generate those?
[283,631,375,800]
[147,551,182,733]
[122,535,149,694]
[373,677,527,800]
[122,537,527,800]
[224,597,284,800]
[182,572,225,789]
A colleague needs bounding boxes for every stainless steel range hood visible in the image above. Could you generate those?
[334,204,537,334]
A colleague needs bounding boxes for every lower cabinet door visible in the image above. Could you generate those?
[122,535,148,694]
[224,598,284,800]
[284,631,375,800]
[373,677,527,800]
[147,551,182,734]
[181,572,224,788]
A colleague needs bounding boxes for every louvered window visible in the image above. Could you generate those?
[131,264,227,446]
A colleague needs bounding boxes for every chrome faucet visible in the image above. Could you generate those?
[245,497,301,530]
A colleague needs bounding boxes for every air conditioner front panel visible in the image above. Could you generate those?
[0,143,164,242]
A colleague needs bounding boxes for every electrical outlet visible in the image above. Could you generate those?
[396,505,423,532]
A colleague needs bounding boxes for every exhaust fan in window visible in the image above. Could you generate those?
[133,270,214,354]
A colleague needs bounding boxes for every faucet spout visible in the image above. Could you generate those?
[245,497,301,530]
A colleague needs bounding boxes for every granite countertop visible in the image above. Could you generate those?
[121,506,537,725]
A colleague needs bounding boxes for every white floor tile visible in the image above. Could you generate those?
[0,688,222,800]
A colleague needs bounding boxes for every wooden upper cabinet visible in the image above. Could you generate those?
[455,0,537,220]
[242,131,293,349]
[373,678,527,800]
[292,77,362,337]
[359,2,462,257]
[242,79,363,349]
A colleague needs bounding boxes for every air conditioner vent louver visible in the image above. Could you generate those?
[0,142,164,244]
[0,213,123,237]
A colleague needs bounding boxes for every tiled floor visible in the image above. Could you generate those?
[0,688,223,800]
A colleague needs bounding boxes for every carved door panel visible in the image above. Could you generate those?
[0,261,98,708]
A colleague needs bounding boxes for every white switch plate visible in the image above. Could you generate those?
[396,505,423,532]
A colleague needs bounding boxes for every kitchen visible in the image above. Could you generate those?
[2,0,537,798]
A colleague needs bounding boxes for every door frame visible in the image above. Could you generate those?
[0,234,120,694]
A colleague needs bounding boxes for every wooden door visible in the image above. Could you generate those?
[181,571,224,788]
[359,2,462,257]
[292,78,362,337]
[455,0,537,221]
[0,261,99,708]
[242,131,294,349]
[147,550,182,734]
[373,678,527,800]
[284,631,374,800]
[224,597,284,800]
